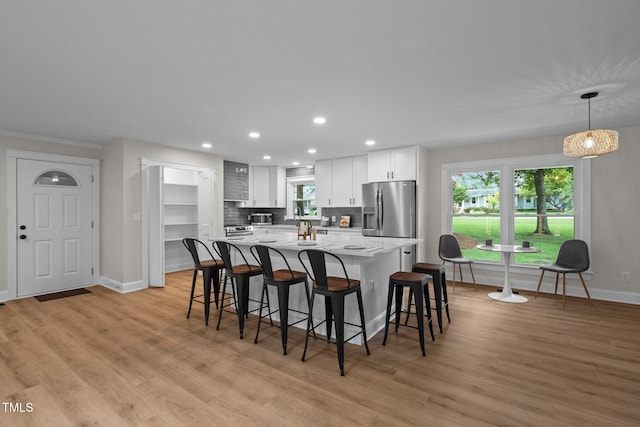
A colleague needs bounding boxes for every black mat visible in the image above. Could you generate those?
[34,288,91,302]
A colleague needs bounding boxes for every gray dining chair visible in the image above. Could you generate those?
[535,239,592,306]
[439,234,476,291]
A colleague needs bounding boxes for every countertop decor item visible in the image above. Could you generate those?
[297,219,312,239]
[564,91,618,158]
[339,215,351,228]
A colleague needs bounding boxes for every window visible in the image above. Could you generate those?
[513,167,574,264]
[451,170,501,262]
[287,176,317,218]
[442,154,590,267]
[34,170,78,187]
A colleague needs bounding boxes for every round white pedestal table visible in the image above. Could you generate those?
[476,244,541,303]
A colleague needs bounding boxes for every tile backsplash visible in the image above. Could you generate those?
[224,202,362,228]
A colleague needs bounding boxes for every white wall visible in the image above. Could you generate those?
[423,125,640,303]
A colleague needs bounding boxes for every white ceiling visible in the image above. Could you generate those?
[1,0,640,166]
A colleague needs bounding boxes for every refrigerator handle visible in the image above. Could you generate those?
[378,188,383,231]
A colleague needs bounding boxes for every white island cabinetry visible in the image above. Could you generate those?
[218,233,420,344]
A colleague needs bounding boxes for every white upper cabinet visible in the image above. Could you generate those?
[367,146,417,182]
[246,166,286,208]
[331,156,367,207]
[315,159,333,208]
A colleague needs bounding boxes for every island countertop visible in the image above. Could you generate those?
[217,232,420,257]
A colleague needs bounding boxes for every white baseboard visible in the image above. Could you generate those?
[0,290,8,303]
[469,272,640,305]
[99,277,146,294]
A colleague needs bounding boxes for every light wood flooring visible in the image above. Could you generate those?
[1,270,639,426]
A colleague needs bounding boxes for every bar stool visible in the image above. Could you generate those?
[408,262,450,333]
[298,249,370,376]
[214,241,265,339]
[250,245,312,355]
[383,271,435,356]
[182,238,225,326]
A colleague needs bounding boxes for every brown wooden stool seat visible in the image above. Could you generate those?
[409,262,450,332]
[383,271,435,356]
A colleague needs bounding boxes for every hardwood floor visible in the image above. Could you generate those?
[1,270,639,426]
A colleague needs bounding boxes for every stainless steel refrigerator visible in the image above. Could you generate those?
[362,180,416,269]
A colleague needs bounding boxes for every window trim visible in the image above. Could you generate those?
[441,153,591,267]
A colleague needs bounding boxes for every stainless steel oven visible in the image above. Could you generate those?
[224,225,254,237]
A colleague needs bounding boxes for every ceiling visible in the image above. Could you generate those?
[1,1,640,166]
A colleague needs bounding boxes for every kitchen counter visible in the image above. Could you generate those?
[214,232,420,343]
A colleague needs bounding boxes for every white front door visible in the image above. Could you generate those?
[17,159,94,297]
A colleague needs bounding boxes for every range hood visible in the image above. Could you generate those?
[223,160,249,201]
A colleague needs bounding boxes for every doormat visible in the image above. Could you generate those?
[34,288,91,302]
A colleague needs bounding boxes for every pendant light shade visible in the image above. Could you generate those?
[564,92,618,158]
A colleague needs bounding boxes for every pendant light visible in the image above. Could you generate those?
[563,92,618,158]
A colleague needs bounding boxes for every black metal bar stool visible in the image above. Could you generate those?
[383,271,435,356]
[251,245,312,355]
[182,238,225,325]
[407,262,450,333]
[214,241,265,339]
[298,249,370,376]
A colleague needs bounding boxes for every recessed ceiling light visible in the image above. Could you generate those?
[292,161,300,166]
[365,139,376,146]
[263,155,271,160]
[313,117,326,125]
[249,132,260,138]
[202,142,212,148]
[306,165,314,169]
[308,148,317,154]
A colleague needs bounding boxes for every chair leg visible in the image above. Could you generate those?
[303,279,317,339]
[554,273,559,295]
[413,283,426,357]
[216,275,228,330]
[254,281,268,344]
[578,272,593,305]
[468,264,477,290]
[535,271,545,299]
[331,295,346,376]
[277,284,291,355]
[383,282,395,346]
[404,288,413,325]
[430,275,443,333]
[562,273,566,306]
[325,295,334,344]
[302,289,316,362]
[394,284,403,333]
[451,262,457,292]
[187,269,197,319]
[356,289,370,355]
[423,283,435,342]
[458,263,464,285]
[212,268,221,309]
[439,271,451,323]
[203,269,213,326]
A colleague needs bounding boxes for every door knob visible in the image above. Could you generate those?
[19,225,26,230]
[19,235,27,239]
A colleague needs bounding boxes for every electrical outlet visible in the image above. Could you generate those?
[621,271,630,282]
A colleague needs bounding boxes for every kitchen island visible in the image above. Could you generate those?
[214,232,421,344]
